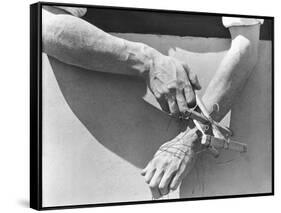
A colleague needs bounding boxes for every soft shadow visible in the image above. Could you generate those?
[17,199,29,208]
[49,56,184,169]
[114,33,231,55]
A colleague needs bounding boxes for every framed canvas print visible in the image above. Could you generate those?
[30,1,274,210]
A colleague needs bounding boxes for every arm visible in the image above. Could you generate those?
[202,24,260,121]
[42,9,151,76]
[42,9,201,114]
[141,24,261,198]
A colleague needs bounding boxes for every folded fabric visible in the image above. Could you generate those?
[222,17,264,28]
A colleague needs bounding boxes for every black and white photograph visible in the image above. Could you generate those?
[30,2,273,210]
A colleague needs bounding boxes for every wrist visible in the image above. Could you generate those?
[123,40,161,76]
[181,127,200,149]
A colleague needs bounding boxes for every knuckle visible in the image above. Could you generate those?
[176,96,186,105]
[167,163,176,172]
[162,161,171,170]
[149,182,157,188]
[167,83,177,91]
[155,89,165,97]
[171,162,181,171]
[154,93,162,99]
[153,90,163,98]
[179,106,188,113]
[159,159,168,167]
[159,184,165,190]
[151,160,159,168]
[170,185,177,191]
[145,178,150,184]
[161,86,169,94]
[187,97,196,108]
[157,163,165,171]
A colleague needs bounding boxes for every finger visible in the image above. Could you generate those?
[149,169,164,199]
[149,169,164,188]
[167,96,179,115]
[159,170,177,196]
[170,156,195,191]
[169,169,185,191]
[156,85,170,113]
[169,159,190,191]
[141,162,151,176]
[156,96,170,113]
[150,186,162,200]
[189,72,201,90]
[144,166,156,184]
[182,63,201,90]
[184,83,196,108]
[150,80,170,113]
[176,89,188,114]
[165,87,179,115]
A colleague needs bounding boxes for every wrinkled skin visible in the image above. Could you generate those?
[146,52,201,115]
[141,128,201,199]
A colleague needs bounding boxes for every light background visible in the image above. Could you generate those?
[0,0,279,212]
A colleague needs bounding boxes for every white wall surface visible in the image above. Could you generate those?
[0,0,279,213]
[41,34,271,206]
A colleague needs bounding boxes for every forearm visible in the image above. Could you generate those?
[178,25,260,147]
[143,25,261,194]
[42,10,158,76]
[202,25,260,122]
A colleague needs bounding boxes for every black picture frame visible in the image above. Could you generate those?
[30,1,274,210]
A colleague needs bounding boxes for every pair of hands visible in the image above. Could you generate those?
[141,128,200,199]
[141,49,201,198]
[145,49,201,116]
